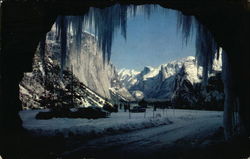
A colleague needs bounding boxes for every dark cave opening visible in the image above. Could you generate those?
[1,1,250,158]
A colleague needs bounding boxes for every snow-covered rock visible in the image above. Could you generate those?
[118,55,224,107]
[19,51,110,109]
[118,56,202,99]
[118,69,140,89]
[109,87,135,102]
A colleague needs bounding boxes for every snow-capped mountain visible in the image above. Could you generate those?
[118,56,200,99]
[118,69,140,89]
[118,55,223,106]
[109,69,136,102]
[171,66,224,109]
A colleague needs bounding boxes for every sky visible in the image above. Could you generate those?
[110,7,196,71]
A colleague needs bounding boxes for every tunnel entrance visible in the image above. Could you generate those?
[18,6,226,158]
[1,1,250,159]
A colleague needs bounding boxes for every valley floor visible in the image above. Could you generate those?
[19,109,250,159]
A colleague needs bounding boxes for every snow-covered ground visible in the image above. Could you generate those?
[20,108,174,137]
[20,108,222,139]
[59,109,223,158]
[20,109,223,158]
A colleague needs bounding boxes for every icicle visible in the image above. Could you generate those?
[222,50,234,140]
[55,16,68,72]
[177,13,194,45]
[85,4,129,64]
[177,11,218,84]
[51,5,220,79]
[50,5,159,66]
[55,17,62,41]
[52,5,219,83]
[39,35,46,67]
[68,16,84,52]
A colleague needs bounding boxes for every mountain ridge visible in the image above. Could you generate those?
[118,55,223,107]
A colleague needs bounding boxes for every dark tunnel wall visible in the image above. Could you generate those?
[0,0,250,157]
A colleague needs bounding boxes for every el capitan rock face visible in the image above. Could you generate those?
[46,30,117,99]
[19,51,110,109]
[20,31,112,109]
[20,31,133,109]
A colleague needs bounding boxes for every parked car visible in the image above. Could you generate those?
[130,106,146,113]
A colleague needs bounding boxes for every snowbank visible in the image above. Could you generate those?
[20,109,172,138]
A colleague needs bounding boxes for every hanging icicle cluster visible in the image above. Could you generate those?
[195,24,218,83]
[39,35,46,67]
[177,12,219,83]
[85,4,158,63]
[54,16,85,70]
[55,16,68,71]
[48,4,158,69]
[41,4,219,82]
[86,5,128,63]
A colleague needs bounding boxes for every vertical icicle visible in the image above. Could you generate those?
[72,16,84,52]
[195,22,218,84]
[177,13,194,45]
[39,35,47,86]
[57,16,68,72]
[39,35,46,67]
[222,50,234,140]
[69,16,84,65]
[85,4,134,64]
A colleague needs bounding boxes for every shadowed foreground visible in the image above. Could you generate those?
[17,110,250,159]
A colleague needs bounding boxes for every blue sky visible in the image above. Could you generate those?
[110,8,196,71]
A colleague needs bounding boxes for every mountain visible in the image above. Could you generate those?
[118,69,140,89]
[171,65,199,107]
[118,56,224,108]
[19,52,109,109]
[171,67,224,109]
[109,69,136,102]
[119,56,202,99]
[20,31,133,109]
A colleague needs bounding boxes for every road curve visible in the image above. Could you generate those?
[60,111,223,159]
